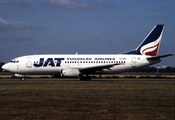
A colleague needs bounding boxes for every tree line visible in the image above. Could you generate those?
[133,66,175,73]
[0,62,5,73]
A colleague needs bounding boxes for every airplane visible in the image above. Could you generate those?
[2,25,174,81]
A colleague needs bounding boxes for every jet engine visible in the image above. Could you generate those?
[61,68,80,78]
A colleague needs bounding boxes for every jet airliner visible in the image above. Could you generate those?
[2,25,174,81]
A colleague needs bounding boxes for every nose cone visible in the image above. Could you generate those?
[2,64,9,71]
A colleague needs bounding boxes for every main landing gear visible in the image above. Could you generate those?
[80,75,91,81]
[15,74,25,81]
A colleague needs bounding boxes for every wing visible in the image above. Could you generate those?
[80,63,120,74]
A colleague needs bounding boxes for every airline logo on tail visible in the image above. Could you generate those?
[140,35,161,56]
[123,25,164,56]
[137,25,164,56]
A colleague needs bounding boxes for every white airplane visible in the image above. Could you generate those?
[2,25,174,81]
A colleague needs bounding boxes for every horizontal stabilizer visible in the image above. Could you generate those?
[147,53,175,60]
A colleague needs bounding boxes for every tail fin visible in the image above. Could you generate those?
[123,25,164,56]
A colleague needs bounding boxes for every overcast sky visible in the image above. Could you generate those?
[0,0,175,67]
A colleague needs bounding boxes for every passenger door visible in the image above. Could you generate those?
[131,57,136,67]
[26,57,32,68]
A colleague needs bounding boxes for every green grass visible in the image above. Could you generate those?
[0,82,174,120]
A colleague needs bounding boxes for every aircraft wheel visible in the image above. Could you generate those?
[21,77,25,81]
[86,76,91,81]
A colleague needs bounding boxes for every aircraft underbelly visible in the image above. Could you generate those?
[18,68,60,75]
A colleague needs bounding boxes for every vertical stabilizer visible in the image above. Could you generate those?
[123,25,164,56]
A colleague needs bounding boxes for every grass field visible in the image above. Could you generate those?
[0,81,174,120]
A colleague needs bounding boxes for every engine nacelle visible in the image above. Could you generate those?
[61,68,80,78]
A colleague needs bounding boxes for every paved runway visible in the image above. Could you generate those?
[0,79,174,83]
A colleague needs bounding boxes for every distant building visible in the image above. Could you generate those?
[162,65,168,69]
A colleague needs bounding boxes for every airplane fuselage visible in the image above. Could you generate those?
[5,54,158,75]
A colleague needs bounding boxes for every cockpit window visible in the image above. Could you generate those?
[10,59,19,63]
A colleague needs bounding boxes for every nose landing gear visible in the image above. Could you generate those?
[20,77,25,81]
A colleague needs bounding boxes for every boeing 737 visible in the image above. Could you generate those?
[2,25,174,81]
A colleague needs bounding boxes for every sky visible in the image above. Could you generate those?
[0,0,175,67]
